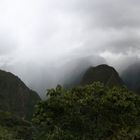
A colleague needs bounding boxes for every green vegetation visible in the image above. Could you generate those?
[0,65,140,140]
[0,70,41,139]
[0,110,35,140]
[0,125,16,140]
[33,82,140,140]
[0,70,40,120]
[81,65,124,87]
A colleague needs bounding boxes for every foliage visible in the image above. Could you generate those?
[0,125,16,140]
[0,110,35,140]
[32,82,140,140]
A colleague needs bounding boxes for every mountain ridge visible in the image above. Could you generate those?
[0,69,41,120]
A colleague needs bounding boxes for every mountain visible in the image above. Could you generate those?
[121,62,140,94]
[0,69,41,120]
[81,64,124,87]
[62,56,106,89]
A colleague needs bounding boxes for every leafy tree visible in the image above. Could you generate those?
[0,125,16,140]
[33,82,140,140]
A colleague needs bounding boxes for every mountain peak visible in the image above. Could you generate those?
[81,64,124,87]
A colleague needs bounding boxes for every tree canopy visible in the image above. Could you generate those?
[33,82,140,140]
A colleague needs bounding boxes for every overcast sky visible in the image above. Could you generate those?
[0,0,140,97]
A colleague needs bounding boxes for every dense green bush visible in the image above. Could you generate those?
[33,82,140,140]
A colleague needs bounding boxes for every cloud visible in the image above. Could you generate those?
[0,0,140,97]
[73,0,140,29]
[0,31,17,55]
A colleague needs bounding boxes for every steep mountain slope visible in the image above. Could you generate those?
[81,64,124,87]
[121,62,140,94]
[0,69,41,120]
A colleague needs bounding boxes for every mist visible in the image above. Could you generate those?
[0,0,140,97]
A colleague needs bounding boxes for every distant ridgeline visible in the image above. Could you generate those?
[0,69,41,120]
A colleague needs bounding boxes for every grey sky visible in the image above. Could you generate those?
[0,0,140,97]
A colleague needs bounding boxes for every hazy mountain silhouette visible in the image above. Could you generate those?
[122,62,140,94]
